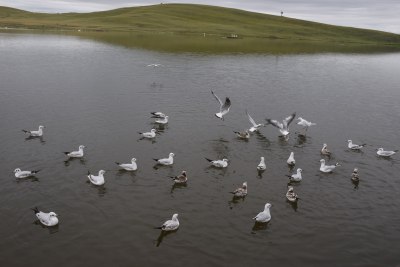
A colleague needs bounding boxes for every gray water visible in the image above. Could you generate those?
[1,33,400,267]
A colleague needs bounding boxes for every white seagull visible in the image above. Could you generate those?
[139,129,157,138]
[321,143,331,156]
[257,157,266,171]
[87,170,106,186]
[351,168,359,182]
[151,112,166,118]
[155,116,168,124]
[170,171,187,184]
[376,148,398,157]
[155,213,179,231]
[347,140,366,150]
[246,110,265,132]
[266,112,296,136]
[63,145,85,158]
[14,168,40,179]
[147,63,163,67]
[211,90,231,120]
[153,153,174,165]
[230,182,247,197]
[287,152,295,166]
[233,130,250,139]
[320,159,340,173]
[253,203,272,223]
[286,186,299,202]
[32,207,59,227]
[115,158,137,171]
[22,125,44,137]
[297,117,316,131]
[205,158,228,168]
[286,168,302,182]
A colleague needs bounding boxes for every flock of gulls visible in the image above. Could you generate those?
[14,89,398,233]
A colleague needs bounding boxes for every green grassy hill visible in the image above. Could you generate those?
[1,3,400,48]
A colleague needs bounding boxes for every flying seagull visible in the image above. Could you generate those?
[266,113,296,136]
[246,110,265,132]
[211,90,231,120]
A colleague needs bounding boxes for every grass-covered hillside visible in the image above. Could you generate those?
[1,4,400,47]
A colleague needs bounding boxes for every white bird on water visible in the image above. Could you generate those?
[286,168,302,182]
[22,125,44,137]
[257,157,266,171]
[287,152,295,166]
[87,170,106,186]
[153,153,174,165]
[151,112,166,118]
[286,186,299,202]
[253,203,272,223]
[155,213,179,231]
[266,112,296,136]
[64,145,85,158]
[351,168,359,182]
[246,110,265,132]
[376,148,398,157]
[14,168,40,179]
[205,158,228,168]
[139,129,157,138]
[230,182,247,197]
[32,207,59,227]
[347,140,366,150]
[115,158,137,171]
[297,117,316,132]
[155,116,168,124]
[211,90,231,120]
[147,63,163,67]
[233,130,250,139]
[321,143,331,156]
[170,171,187,184]
[319,159,340,173]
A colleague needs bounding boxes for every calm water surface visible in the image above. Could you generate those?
[0,33,400,267]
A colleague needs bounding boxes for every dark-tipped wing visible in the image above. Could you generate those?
[221,97,231,112]
[266,119,283,130]
[211,90,223,107]
[283,112,296,128]
[246,110,257,127]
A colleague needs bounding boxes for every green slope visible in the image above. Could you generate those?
[1,3,400,49]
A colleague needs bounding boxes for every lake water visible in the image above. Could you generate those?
[1,32,400,267]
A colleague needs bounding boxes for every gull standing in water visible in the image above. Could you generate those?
[32,207,59,227]
[246,110,266,132]
[376,148,398,157]
[286,168,302,182]
[211,90,231,120]
[138,129,157,139]
[296,117,316,135]
[22,125,45,137]
[155,214,179,231]
[347,140,366,150]
[115,158,137,171]
[265,113,296,137]
[87,170,106,185]
[205,158,228,168]
[233,130,250,139]
[155,116,168,124]
[319,159,340,173]
[230,182,248,197]
[151,112,166,118]
[321,143,331,156]
[14,168,40,179]
[153,153,174,165]
[257,157,266,171]
[287,152,295,166]
[169,171,188,184]
[64,145,85,158]
[286,186,299,202]
[253,203,272,223]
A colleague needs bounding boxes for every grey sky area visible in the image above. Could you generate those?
[0,0,399,33]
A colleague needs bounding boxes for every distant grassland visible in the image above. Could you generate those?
[1,3,400,53]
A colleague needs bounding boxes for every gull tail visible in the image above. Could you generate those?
[285,175,292,178]
[22,129,30,133]
[63,152,70,155]
[87,170,91,175]
[31,170,41,174]
[152,158,159,162]
[394,150,399,152]
[115,162,121,165]
[137,132,143,134]
[32,207,40,214]
[204,157,213,162]
[154,226,163,229]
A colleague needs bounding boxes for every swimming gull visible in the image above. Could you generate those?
[376,148,398,157]
[205,158,228,168]
[286,168,302,182]
[253,203,272,223]
[287,152,295,166]
[153,153,174,165]
[14,168,40,179]
[32,207,59,227]
[321,143,331,156]
[319,159,340,173]
[64,145,85,158]
[170,171,187,184]
[115,158,137,171]
[286,186,299,202]
[155,213,179,231]
[233,130,250,139]
[230,182,247,197]
[151,112,166,118]
[154,116,168,124]
[22,125,44,137]
[257,157,266,171]
[351,168,359,182]
[347,140,366,150]
[139,129,157,138]
[87,170,106,186]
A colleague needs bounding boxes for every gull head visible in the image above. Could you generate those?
[287,186,294,192]
[377,148,383,151]
[131,158,137,163]
[151,129,156,133]
[172,213,179,220]
[79,145,85,150]
[14,168,21,173]
[242,181,247,188]
[181,170,187,176]
[320,159,325,163]
[39,125,45,129]
[297,117,303,121]
[222,158,229,162]
[353,168,358,173]
[347,140,352,143]
[323,143,328,148]
[99,170,106,175]
[260,156,264,161]
[264,203,272,210]
[297,168,302,173]
[169,153,175,158]
[49,212,58,217]
[164,116,169,119]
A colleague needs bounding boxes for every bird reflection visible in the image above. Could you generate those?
[170,183,187,194]
[25,136,45,144]
[257,169,265,178]
[33,220,59,234]
[352,179,359,189]
[287,200,298,211]
[64,157,86,166]
[251,221,269,232]
[255,132,271,149]
[16,176,40,183]
[155,229,177,247]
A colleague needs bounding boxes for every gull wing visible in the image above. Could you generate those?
[211,90,223,107]
[221,97,231,113]
[246,110,257,127]
[283,112,296,128]
[266,119,283,130]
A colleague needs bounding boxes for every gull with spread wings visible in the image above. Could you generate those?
[246,110,266,132]
[265,112,296,137]
[211,91,231,120]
